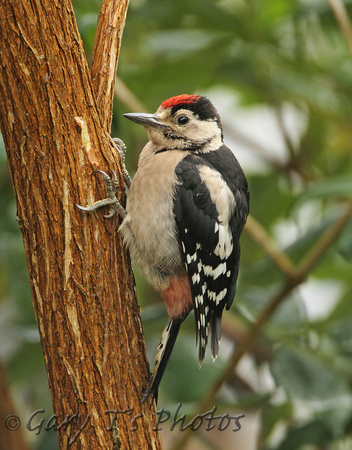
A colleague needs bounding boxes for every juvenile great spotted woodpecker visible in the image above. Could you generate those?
[77,95,249,402]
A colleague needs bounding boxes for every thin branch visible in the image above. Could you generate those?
[221,313,272,363]
[296,199,352,277]
[170,198,352,450]
[91,0,130,131]
[328,0,352,55]
[272,105,311,181]
[273,104,296,161]
[115,77,147,112]
[245,215,297,277]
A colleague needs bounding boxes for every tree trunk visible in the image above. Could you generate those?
[0,0,162,448]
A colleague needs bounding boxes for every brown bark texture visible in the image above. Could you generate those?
[91,0,129,132]
[0,0,162,448]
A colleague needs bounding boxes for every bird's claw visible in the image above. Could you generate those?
[141,386,153,404]
[113,138,127,158]
[140,389,150,404]
[75,203,92,213]
[113,138,132,189]
[76,169,126,219]
[91,169,118,199]
[140,373,157,404]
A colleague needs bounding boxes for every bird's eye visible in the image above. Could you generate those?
[177,115,190,126]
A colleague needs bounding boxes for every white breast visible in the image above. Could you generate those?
[119,144,186,290]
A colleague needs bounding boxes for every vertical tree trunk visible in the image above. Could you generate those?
[0,0,162,448]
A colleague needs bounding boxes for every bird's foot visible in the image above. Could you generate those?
[141,382,158,405]
[113,138,132,189]
[76,169,126,219]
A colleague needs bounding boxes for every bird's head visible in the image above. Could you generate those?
[124,95,223,153]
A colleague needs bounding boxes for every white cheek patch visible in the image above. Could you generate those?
[198,166,236,259]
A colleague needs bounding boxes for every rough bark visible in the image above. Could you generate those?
[91,0,129,131]
[0,0,162,448]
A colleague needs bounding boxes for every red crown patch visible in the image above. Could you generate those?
[161,94,201,110]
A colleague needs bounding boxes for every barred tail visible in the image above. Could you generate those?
[142,318,183,403]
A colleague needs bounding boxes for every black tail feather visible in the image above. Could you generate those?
[142,318,184,403]
[210,312,222,361]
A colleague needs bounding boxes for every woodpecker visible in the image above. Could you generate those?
[77,94,249,402]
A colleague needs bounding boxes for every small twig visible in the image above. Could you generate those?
[115,77,147,112]
[272,105,311,181]
[295,199,352,278]
[245,215,297,278]
[328,0,352,55]
[273,104,296,161]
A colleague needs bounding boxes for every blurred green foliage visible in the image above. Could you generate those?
[1,0,352,448]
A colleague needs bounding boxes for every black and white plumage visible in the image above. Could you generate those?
[174,145,248,364]
[77,94,249,402]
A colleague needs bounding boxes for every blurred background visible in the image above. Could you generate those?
[1,0,352,448]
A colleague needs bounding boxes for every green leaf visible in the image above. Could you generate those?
[277,420,332,449]
[295,176,352,206]
[271,346,349,401]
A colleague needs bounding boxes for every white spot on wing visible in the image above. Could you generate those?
[192,273,201,284]
[215,224,233,259]
[198,165,236,259]
[216,288,228,304]
[195,294,204,306]
[208,288,228,305]
[204,262,227,280]
[186,251,197,264]
[200,313,205,327]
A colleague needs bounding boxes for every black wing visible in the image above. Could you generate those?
[174,146,249,363]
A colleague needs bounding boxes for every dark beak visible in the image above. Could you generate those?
[123,113,167,130]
